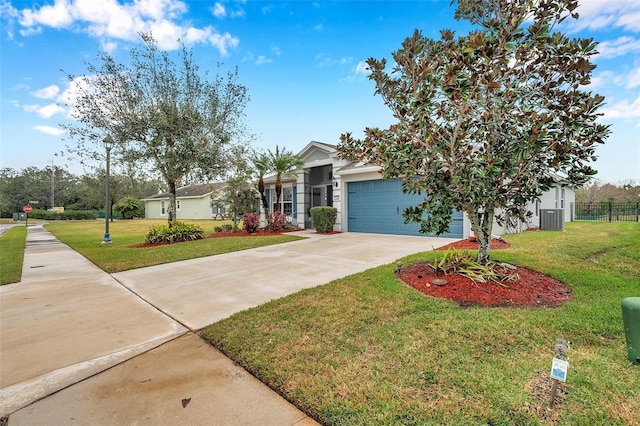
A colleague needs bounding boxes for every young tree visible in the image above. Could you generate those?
[252,152,271,212]
[338,0,609,264]
[64,33,249,226]
[216,146,258,230]
[268,145,305,210]
[113,196,144,219]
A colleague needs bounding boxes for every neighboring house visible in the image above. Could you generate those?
[260,141,575,238]
[141,183,227,220]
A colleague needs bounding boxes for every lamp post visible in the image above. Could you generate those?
[102,135,114,244]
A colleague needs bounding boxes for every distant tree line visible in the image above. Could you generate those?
[0,166,163,218]
[576,180,640,204]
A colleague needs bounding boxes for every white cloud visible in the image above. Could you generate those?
[316,53,352,68]
[628,67,640,89]
[314,23,323,31]
[30,85,60,99]
[256,55,271,65]
[596,36,640,59]
[19,26,42,36]
[57,75,91,119]
[212,2,226,18]
[100,39,118,53]
[14,0,238,55]
[271,45,281,56]
[591,67,640,90]
[23,103,66,118]
[19,0,73,28]
[34,125,64,136]
[567,1,640,33]
[354,61,370,75]
[207,31,239,56]
[230,8,245,18]
[601,93,640,119]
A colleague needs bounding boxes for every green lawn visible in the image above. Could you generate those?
[46,219,304,273]
[201,222,640,425]
[0,225,27,285]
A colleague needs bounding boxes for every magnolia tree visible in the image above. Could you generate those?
[64,33,249,226]
[338,0,609,264]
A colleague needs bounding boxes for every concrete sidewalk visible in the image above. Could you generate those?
[1,225,317,425]
[1,225,455,424]
[0,225,186,416]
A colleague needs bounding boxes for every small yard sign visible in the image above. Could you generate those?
[550,357,568,382]
[548,334,569,410]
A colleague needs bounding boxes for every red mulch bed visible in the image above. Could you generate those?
[438,237,511,250]
[399,237,571,308]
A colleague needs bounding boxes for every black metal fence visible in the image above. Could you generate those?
[572,202,639,222]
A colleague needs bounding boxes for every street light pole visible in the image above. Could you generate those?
[50,157,55,210]
[102,135,114,244]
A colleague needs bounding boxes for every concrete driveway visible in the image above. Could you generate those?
[113,231,457,330]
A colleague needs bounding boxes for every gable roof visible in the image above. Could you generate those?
[141,183,224,201]
[297,141,336,160]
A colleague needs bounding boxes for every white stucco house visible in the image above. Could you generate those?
[141,183,228,220]
[260,141,575,238]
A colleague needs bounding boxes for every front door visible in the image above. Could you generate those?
[307,184,333,229]
[312,185,333,208]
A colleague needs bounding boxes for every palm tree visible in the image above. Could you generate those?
[268,145,305,211]
[252,152,271,212]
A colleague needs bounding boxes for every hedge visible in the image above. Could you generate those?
[28,209,96,221]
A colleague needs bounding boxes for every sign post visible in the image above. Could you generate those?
[23,204,32,228]
[548,334,569,410]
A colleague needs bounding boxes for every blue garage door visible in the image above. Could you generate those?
[347,179,463,238]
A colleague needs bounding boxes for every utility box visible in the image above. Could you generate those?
[12,212,27,222]
[540,209,565,231]
[622,297,640,365]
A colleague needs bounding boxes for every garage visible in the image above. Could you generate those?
[347,179,463,238]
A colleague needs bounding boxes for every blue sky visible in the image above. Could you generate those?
[1,0,639,184]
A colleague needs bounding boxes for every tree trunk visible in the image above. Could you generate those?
[469,207,494,265]
[275,179,282,211]
[167,180,176,226]
[257,178,268,212]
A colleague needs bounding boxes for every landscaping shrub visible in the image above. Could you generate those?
[429,247,518,284]
[310,206,337,233]
[28,209,96,220]
[283,221,298,230]
[268,211,287,232]
[243,212,260,233]
[113,196,144,219]
[145,221,204,244]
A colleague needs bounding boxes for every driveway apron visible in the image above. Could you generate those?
[112,231,458,330]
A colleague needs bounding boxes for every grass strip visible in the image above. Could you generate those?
[0,226,27,285]
[46,219,304,273]
[202,222,640,425]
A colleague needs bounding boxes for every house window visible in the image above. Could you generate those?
[282,187,293,215]
[560,188,565,209]
[177,200,181,210]
[161,201,166,215]
[271,187,294,215]
[555,187,560,208]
